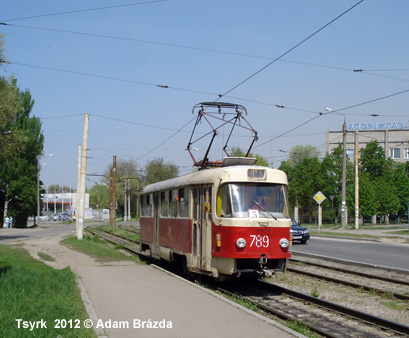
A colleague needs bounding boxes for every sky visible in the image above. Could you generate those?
[1,0,409,189]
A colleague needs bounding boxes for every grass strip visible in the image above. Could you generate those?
[0,245,95,338]
[61,234,142,263]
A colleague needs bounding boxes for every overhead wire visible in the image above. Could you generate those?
[0,0,168,22]
[217,0,365,99]
[5,0,404,165]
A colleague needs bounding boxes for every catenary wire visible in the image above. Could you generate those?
[0,0,167,22]
[217,0,365,99]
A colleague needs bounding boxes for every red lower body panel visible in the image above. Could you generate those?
[212,224,290,259]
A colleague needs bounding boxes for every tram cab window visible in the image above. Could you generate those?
[216,183,288,219]
[160,191,169,217]
[179,188,189,218]
[216,184,232,217]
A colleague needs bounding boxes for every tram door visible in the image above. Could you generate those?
[152,192,160,258]
[192,185,211,271]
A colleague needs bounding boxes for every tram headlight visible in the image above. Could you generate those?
[279,238,290,248]
[236,238,246,248]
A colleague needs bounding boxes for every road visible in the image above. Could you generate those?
[2,224,409,272]
[291,237,409,272]
[0,223,76,243]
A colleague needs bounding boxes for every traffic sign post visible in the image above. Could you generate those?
[313,191,326,232]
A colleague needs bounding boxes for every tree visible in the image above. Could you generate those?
[288,145,320,167]
[290,157,324,223]
[359,141,389,180]
[359,140,397,223]
[391,164,409,221]
[143,158,178,184]
[99,159,142,216]
[321,144,354,223]
[89,183,110,209]
[0,79,44,227]
[358,172,378,219]
[230,146,269,167]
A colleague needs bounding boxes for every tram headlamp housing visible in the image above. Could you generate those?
[236,238,246,248]
[279,238,290,248]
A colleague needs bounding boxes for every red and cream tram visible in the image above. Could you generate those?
[140,157,291,280]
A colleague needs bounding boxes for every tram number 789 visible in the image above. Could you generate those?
[249,235,269,248]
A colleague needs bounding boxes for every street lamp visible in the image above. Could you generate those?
[36,154,54,226]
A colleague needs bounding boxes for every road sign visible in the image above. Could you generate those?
[313,191,326,205]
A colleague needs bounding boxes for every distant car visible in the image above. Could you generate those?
[59,213,69,221]
[52,214,59,221]
[290,218,310,244]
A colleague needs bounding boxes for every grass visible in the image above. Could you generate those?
[37,252,55,262]
[382,301,407,310]
[61,235,143,264]
[0,245,95,338]
[310,231,381,240]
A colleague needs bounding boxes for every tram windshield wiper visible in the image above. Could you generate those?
[252,200,277,220]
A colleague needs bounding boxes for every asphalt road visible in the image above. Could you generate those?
[291,237,409,272]
[2,224,409,273]
[0,223,76,243]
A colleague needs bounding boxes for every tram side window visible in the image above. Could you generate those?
[169,190,178,217]
[140,195,146,217]
[216,184,232,217]
[161,191,169,217]
[193,188,198,220]
[146,194,152,217]
[208,187,212,219]
[141,195,152,217]
[179,188,189,218]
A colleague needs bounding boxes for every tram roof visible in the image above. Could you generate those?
[141,165,287,194]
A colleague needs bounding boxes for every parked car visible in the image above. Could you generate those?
[290,218,310,244]
[52,214,59,221]
[59,212,70,221]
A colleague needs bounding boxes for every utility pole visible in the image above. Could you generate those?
[77,113,89,240]
[112,156,117,231]
[109,168,113,227]
[124,178,127,222]
[75,145,81,237]
[127,181,131,221]
[341,118,348,229]
[354,130,359,230]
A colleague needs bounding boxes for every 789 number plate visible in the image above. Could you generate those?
[249,235,269,248]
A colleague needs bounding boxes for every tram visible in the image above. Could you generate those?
[139,157,291,280]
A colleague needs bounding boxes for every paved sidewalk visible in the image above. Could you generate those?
[75,264,303,338]
[8,233,303,338]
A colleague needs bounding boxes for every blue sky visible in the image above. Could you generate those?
[1,0,409,188]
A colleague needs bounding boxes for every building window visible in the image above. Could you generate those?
[346,149,354,159]
[404,148,409,159]
[390,148,401,159]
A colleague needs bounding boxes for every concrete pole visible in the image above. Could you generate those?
[75,145,82,237]
[112,156,117,231]
[341,118,348,229]
[354,130,360,230]
[36,164,40,226]
[127,182,131,221]
[77,113,89,240]
[124,178,127,222]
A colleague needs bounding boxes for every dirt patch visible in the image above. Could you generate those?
[7,233,136,273]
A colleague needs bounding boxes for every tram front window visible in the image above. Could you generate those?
[216,183,288,219]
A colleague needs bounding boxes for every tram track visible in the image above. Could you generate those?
[217,279,409,338]
[287,254,409,302]
[85,226,409,337]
